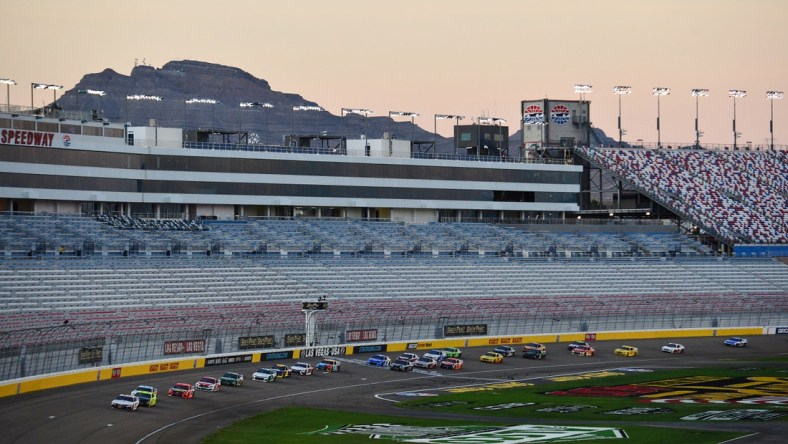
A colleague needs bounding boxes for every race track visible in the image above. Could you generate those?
[1,336,786,444]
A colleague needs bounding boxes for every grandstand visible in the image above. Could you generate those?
[1,109,787,382]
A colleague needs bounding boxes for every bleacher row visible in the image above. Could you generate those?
[1,255,786,345]
[578,147,788,244]
[0,214,714,257]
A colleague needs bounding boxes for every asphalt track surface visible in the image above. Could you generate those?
[1,336,786,444]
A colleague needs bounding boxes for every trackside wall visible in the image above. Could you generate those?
[0,326,765,398]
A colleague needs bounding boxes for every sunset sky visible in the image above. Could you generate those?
[2,0,786,146]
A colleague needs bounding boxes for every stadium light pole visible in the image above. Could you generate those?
[691,88,709,148]
[240,102,274,144]
[728,89,747,150]
[479,117,507,156]
[434,114,465,155]
[31,82,63,114]
[613,86,632,148]
[186,98,220,135]
[574,84,593,102]
[127,94,163,145]
[652,87,670,149]
[766,91,783,151]
[0,78,16,113]
[291,105,323,148]
[341,108,373,149]
[389,111,419,143]
[76,89,105,118]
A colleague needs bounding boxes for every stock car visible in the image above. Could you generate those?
[316,358,341,372]
[131,385,158,407]
[272,364,292,378]
[110,394,140,411]
[661,343,685,353]
[195,376,221,391]
[571,345,596,357]
[291,362,315,375]
[480,351,504,364]
[442,347,463,358]
[397,352,420,363]
[390,359,414,372]
[440,357,464,370]
[724,337,748,347]
[367,354,391,367]
[523,348,546,360]
[493,345,516,357]
[423,350,447,361]
[168,383,195,398]
[414,356,438,369]
[220,372,244,386]
[567,341,590,351]
[523,342,547,354]
[251,368,277,382]
[614,345,639,357]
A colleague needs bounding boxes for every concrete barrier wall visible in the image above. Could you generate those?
[0,326,766,398]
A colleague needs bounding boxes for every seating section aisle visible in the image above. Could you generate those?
[578,147,788,244]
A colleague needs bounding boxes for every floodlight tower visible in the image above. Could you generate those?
[291,105,323,147]
[186,98,220,134]
[691,89,709,148]
[574,84,593,102]
[341,108,373,148]
[389,111,419,143]
[479,117,507,155]
[766,91,783,151]
[652,87,670,149]
[77,89,106,117]
[31,82,63,113]
[0,78,16,112]
[127,94,163,145]
[613,86,632,147]
[728,89,747,150]
[240,102,274,143]
[434,114,465,155]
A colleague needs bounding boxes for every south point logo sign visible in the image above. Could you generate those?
[551,105,570,125]
[522,105,544,124]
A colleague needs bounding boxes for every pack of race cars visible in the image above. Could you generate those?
[110,337,747,411]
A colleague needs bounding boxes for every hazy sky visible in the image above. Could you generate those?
[2,0,787,145]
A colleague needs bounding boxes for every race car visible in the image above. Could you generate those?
[291,362,315,375]
[195,376,221,391]
[567,341,590,351]
[390,360,414,372]
[251,368,277,382]
[367,354,391,367]
[724,337,748,347]
[397,352,419,363]
[130,385,158,407]
[480,351,504,364]
[414,356,437,369]
[168,383,195,398]
[493,345,516,357]
[523,342,547,354]
[220,371,244,386]
[271,364,291,378]
[523,348,546,360]
[661,343,685,353]
[110,394,139,411]
[614,345,639,357]
[422,350,447,361]
[440,357,464,370]
[571,345,596,357]
[316,358,341,372]
[442,347,463,358]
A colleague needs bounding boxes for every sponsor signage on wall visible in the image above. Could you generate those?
[284,333,306,347]
[776,327,788,334]
[78,347,103,364]
[205,354,253,366]
[238,335,275,350]
[346,329,377,342]
[300,346,347,358]
[163,339,206,355]
[444,324,487,337]
[261,350,293,361]
[353,344,386,354]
